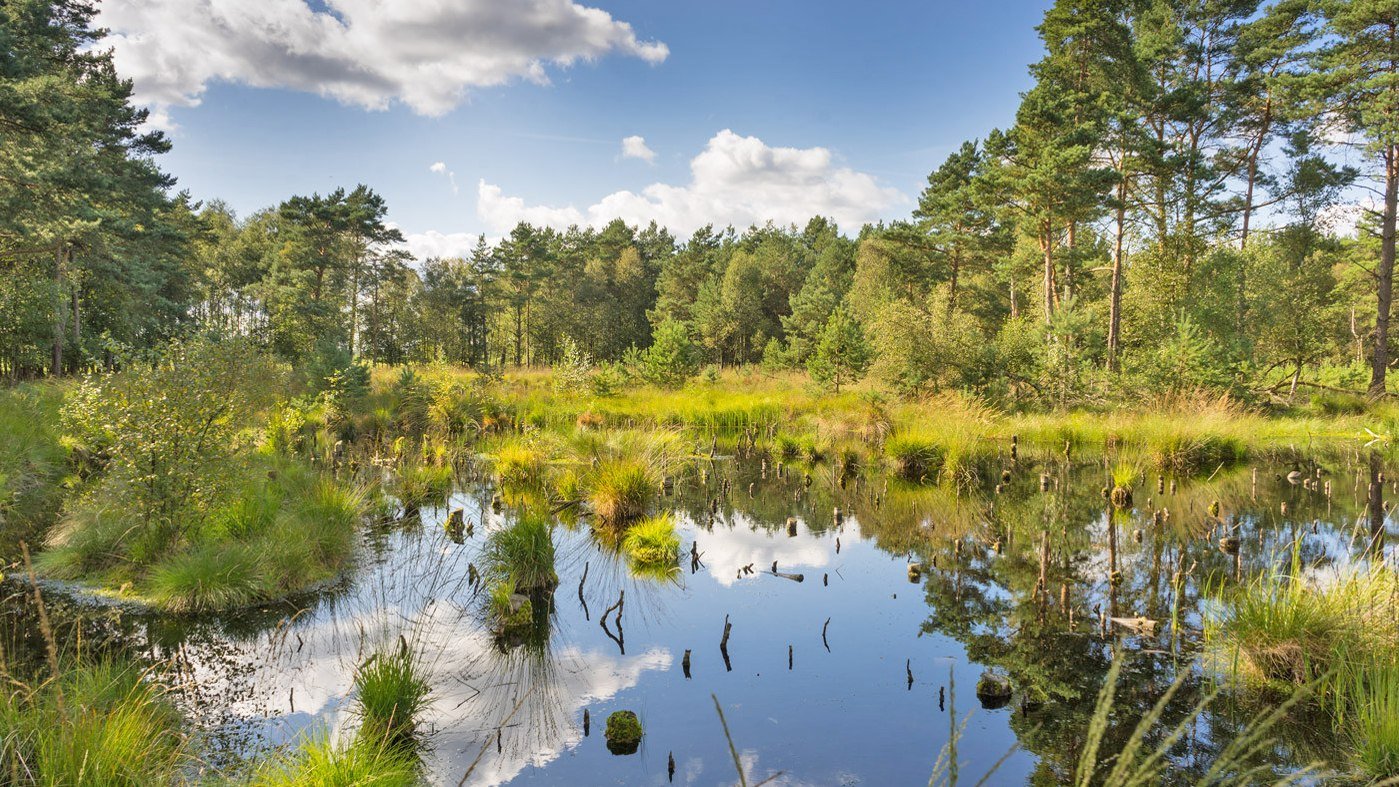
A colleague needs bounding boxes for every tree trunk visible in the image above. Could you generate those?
[1041,226,1056,325]
[1370,142,1398,398]
[51,242,65,376]
[1108,184,1125,372]
[71,281,81,372]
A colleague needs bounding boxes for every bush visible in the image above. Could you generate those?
[60,339,263,555]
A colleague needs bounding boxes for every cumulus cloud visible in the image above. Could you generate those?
[478,129,906,235]
[620,135,656,163]
[97,0,668,126]
[402,229,484,261]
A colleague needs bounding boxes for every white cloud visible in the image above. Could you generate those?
[97,0,668,126]
[429,161,459,194]
[619,135,656,163]
[403,229,484,261]
[477,129,906,236]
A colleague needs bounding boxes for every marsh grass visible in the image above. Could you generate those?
[587,458,656,524]
[249,732,419,786]
[391,461,454,510]
[41,455,372,612]
[0,658,189,785]
[490,437,550,488]
[0,385,67,553]
[481,515,558,592]
[620,513,680,572]
[354,649,430,745]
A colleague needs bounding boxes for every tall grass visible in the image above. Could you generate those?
[1207,546,1399,778]
[354,650,430,745]
[41,456,372,612]
[481,515,558,592]
[587,458,656,524]
[0,384,67,556]
[0,659,190,785]
[391,461,453,510]
[621,513,680,572]
[250,733,419,786]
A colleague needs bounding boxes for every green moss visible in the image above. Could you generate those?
[604,710,643,755]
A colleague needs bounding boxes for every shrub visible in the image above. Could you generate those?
[60,339,262,556]
[640,320,698,388]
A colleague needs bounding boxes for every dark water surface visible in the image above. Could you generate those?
[7,451,1396,785]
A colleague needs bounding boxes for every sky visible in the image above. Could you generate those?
[97,0,1056,259]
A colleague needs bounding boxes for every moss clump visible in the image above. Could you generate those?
[604,710,643,755]
[976,670,1013,709]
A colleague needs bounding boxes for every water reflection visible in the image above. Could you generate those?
[5,451,1397,784]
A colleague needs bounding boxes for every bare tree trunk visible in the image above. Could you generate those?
[1041,227,1056,325]
[1108,180,1126,372]
[1370,143,1398,398]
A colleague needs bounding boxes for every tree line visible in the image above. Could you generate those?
[5,0,1399,407]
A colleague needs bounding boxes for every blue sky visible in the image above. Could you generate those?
[100,0,1054,255]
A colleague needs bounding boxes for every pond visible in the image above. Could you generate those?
[5,450,1394,785]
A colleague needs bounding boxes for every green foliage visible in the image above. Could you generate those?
[354,650,429,744]
[806,308,870,393]
[552,336,594,393]
[59,340,263,556]
[391,462,453,510]
[588,458,656,524]
[250,734,419,786]
[640,320,699,388]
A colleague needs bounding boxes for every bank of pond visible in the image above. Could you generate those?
[2,356,1399,784]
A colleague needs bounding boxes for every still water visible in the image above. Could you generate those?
[10,452,1395,784]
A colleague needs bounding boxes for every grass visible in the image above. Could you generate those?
[0,384,68,559]
[0,658,190,785]
[40,456,372,612]
[249,733,420,786]
[391,461,453,510]
[621,513,680,571]
[480,514,558,592]
[1349,662,1399,779]
[1207,545,1399,778]
[354,649,430,744]
[587,457,656,524]
[490,437,549,488]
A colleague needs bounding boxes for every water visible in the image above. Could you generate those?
[7,452,1395,784]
